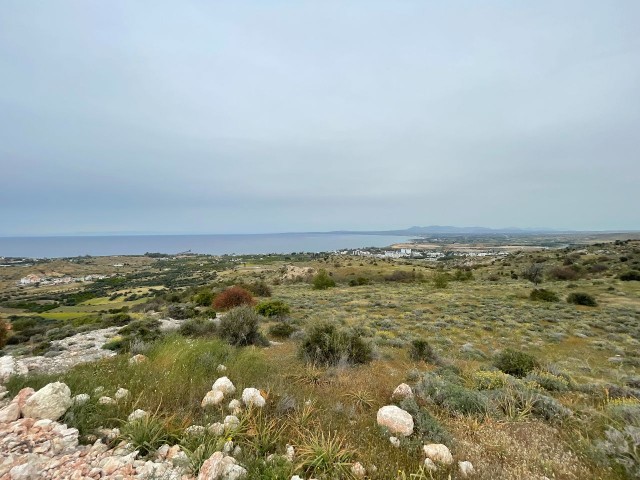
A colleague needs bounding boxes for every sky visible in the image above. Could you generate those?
[1,1,639,236]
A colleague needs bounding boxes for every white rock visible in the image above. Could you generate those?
[216,364,227,372]
[129,354,148,364]
[72,393,90,406]
[186,425,206,436]
[228,399,242,414]
[241,387,266,408]
[21,382,72,420]
[212,377,236,395]
[197,451,247,480]
[284,444,295,462]
[224,415,240,431]
[0,401,20,422]
[9,462,39,480]
[391,383,413,401]
[290,477,304,480]
[459,460,475,477]
[98,396,116,405]
[223,440,234,453]
[389,436,401,448]
[423,444,453,465]
[351,462,366,478]
[202,390,224,408]
[115,388,130,400]
[128,409,148,422]
[376,405,414,437]
[423,458,438,472]
[94,386,105,395]
[0,356,28,384]
[209,422,225,436]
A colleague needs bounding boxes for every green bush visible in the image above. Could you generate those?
[409,339,438,363]
[218,305,267,347]
[348,277,370,286]
[416,372,488,416]
[619,270,640,281]
[567,292,597,307]
[192,291,214,306]
[494,348,540,377]
[312,270,336,290]
[299,322,373,366]
[529,289,559,302]
[432,273,449,289]
[167,304,198,319]
[398,397,450,444]
[525,370,570,392]
[256,300,290,318]
[178,318,217,338]
[268,322,297,339]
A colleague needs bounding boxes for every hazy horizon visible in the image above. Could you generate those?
[2,1,639,235]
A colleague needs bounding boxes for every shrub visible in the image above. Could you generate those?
[567,292,597,307]
[432,273,449,289]
[311,270,336,290]
[299,322,373,366]
[620,270,640,281]
[409,339,438,363]
[0,318,8,349]
[166,305,197,319]
[256,300,290,318]
[471,370,510,390]
[213,286,255,311]
[525,370,570,392]
[398,397,451,444]
[244,281,272,297]
[268,322,297,339]
[523,263,544,285]
[416,372,488,416]
[217,305,267,347]
[192,291,214,306]
[596,425,640,478]
[529,288,559,302]
[120,415,179,457]
[296,431,354,479]
[348,277,370,286]
[549,265,580,281]
[102,313,133,327]
[178,318,217,338]
[494,348,540,377]
[384,270,419,283]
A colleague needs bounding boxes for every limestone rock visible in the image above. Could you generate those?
[459,460,475,477]
[376,405,414,436]
[0,401,20,422]
[212,377,236,395]
[98,396,116,405]
[241,388,266,408]
[185,425,206,436]
[423,458,438,472]
[198,451,247,480]
[228,399,242,414]
[72,393,90,406]
[115,388,130,400]
[351,462,366,478]
[0,356,28,384]
[389,436,400,448]
[217,364,227,373]
[423,444,453,465]
[391,383,413,401]
[209,422,225,436]
[202,389,224,408]
[128,409,148,422]
[21,382,71,420]
[224,415,240,431]
[129,354,147,365]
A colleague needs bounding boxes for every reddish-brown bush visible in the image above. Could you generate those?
[549,266,581,281]
[213,286,255,310]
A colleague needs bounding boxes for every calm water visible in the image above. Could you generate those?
[0,233,412,258]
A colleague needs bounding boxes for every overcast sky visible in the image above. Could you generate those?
[1,1,639,235]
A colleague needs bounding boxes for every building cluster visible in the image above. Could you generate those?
[336,247,510,260]
[18,273,112,287]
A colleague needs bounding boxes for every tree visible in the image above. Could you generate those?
[523,263,544,286]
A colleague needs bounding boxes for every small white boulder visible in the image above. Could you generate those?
[212,377,236,395]
[201,389,224,408]
[241,388,266,408]
[21,382,72,421]
[459,460,475,477]
[423,444,453,465]
[376,405,414,437]
[128,409,148,422]
[115,388,130,400]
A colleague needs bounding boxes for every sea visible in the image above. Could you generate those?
[0,233,413,259]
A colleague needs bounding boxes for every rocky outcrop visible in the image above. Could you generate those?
[391,383,413,401]
[0,356,28,383]
[376,405,414,437]
[198,451,246,480]
[21,383,72,421]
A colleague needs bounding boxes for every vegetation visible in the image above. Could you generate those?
[567,292,598,307]
[312,269,336,290]
[213,286,255,310]
[2,236,640,478]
